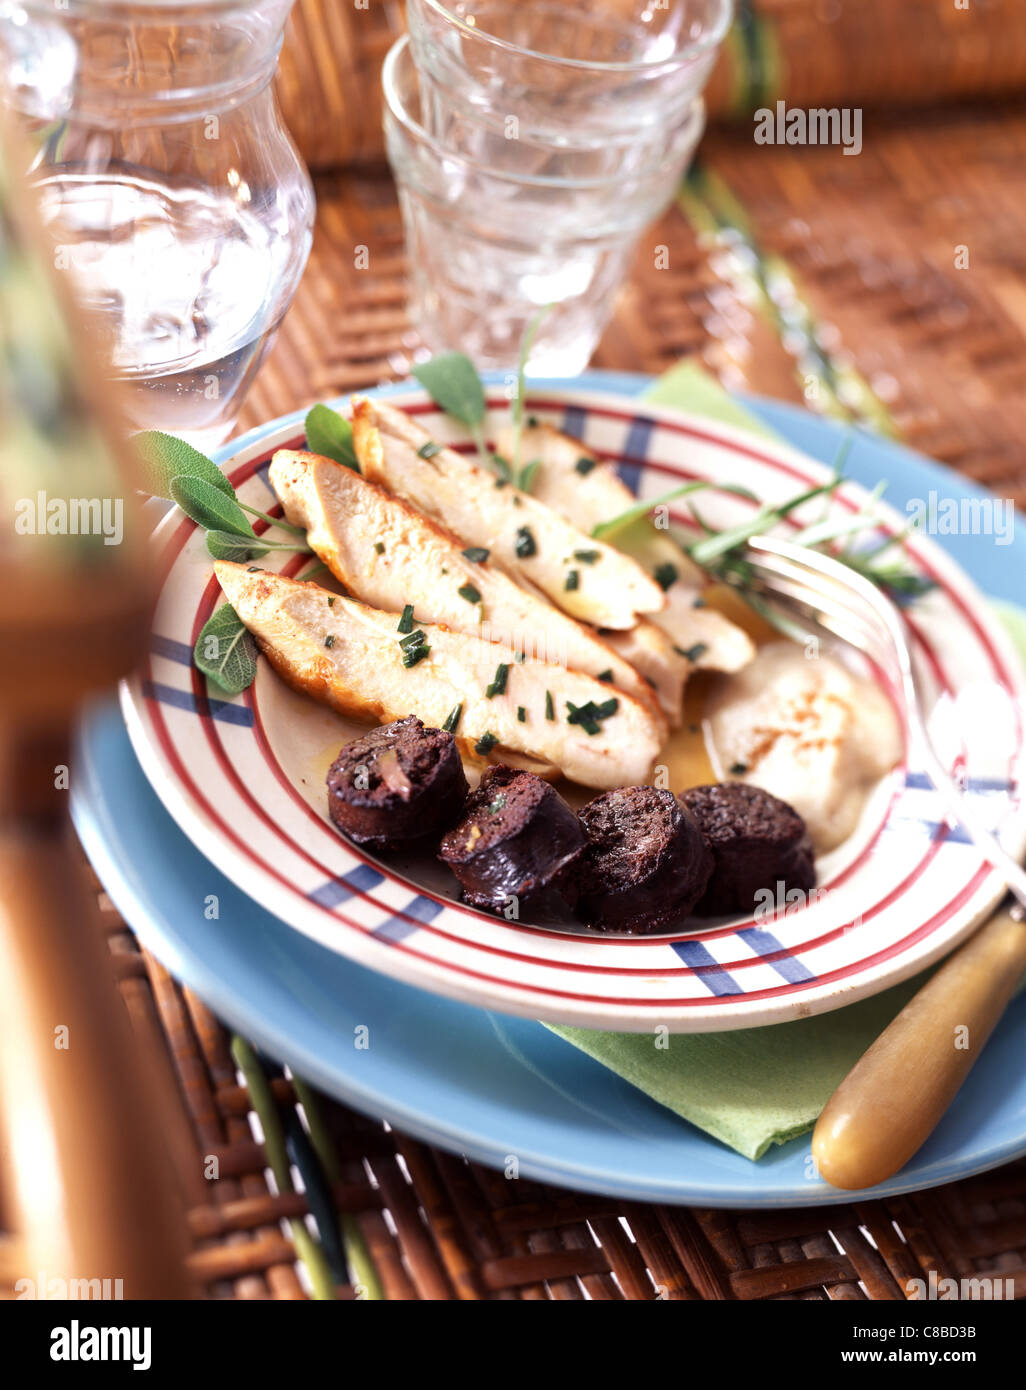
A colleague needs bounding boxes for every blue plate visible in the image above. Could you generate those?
[72,373,1026,1206]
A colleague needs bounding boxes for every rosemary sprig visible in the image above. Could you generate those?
[685,469,931,613]
[510,303,551,478]
[591,479,760,543]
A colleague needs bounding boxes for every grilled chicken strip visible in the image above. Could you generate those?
[351,398,665,630]
[493,421,756,675]
[268,449,665,732]
[602,622,689,728]
[214,562,662,788]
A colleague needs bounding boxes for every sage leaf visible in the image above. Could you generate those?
[135,430,234,501]
[205,530,269,562]
[194,603,259,695]
[413,353,485,428]
[205,529,312,561]
[171,475,256,539]
[305,404,359,471]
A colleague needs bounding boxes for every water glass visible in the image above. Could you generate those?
[384,33,705,375]
[0,0,315,450]
[407,0,731,147]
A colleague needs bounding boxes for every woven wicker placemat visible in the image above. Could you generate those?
[51,111,1026,1300]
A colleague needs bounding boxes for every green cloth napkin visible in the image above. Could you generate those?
[547,365,1025,1161]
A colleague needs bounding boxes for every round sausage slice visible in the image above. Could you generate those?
[439,765,586,917]
[576,785,713,934]
[680,782,815,916]
[326,715,468,850]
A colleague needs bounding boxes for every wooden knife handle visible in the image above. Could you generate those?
[812,904,1026,1190]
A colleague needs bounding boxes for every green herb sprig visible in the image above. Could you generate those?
[510,303,552,480]
[193,602,260,696]
[305,403,359,470]
[135,430,316,696]
[591,479,760,543]
[412,353,491,469]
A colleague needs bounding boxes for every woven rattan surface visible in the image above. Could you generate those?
[49,97,1026,1299]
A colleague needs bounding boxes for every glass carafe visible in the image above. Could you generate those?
[0,0,315,448]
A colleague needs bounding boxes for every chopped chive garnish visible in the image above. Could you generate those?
[654,562,678,591]
[729,761,749,775]
[514,651,526,664]
[564,568,580,592]
[374,541,385,554]
[324,634,336,648]
[486,663,510,698]
[327,596,336,607]
[458,583,482,604]
[597,669,614,682]
[488,794,507,813]
[442,703,462,733]
[565,701,600,735]
[400,633,430,668]
[397,604,415,634]
[527,415,539,427]
[514,526,537,558]
[462,547,489,563]
[495,477,509,489]
[492,453,512,480]
[417,441,442,459]
[517,706,526,722]
[247,565,262,572]
[675,642,708,663]
[573,549,600,564]
[545,691,555,721]
[402,645,431,668]
[474,731,499,755]
[565,697,619,736]
[575,456,596,475]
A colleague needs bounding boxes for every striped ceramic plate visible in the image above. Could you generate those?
[120,386,1026,1032]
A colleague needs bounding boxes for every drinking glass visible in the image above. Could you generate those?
[384,34,705,375]
[407,0,731,148]
[0,0,315,449]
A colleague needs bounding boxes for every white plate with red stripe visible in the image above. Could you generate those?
[121,382,1026,1033]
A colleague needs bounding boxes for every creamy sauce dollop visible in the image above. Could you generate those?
[703,641,904,852]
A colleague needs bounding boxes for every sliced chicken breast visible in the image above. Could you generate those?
[352,398,665,630]
[268,449,664,732]
[214,561,662,788]
[495,421,756,675]
[602,621,689,728]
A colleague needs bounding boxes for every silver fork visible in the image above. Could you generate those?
[742,535,1026,1190]
[743,533,1026,910]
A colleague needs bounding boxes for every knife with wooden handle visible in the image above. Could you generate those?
[812,901,1026,1190]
